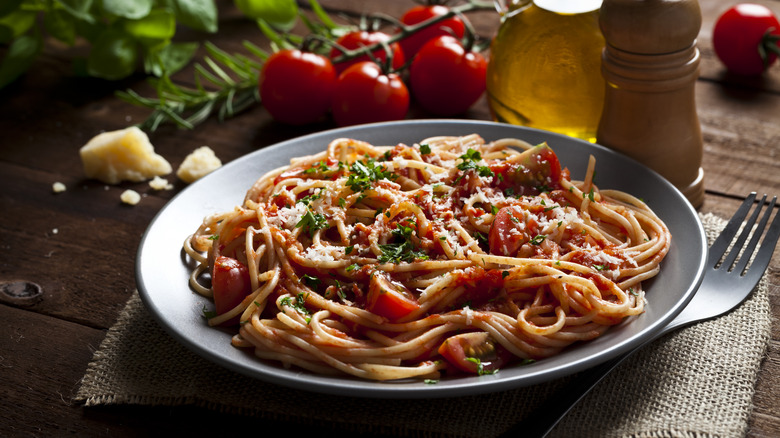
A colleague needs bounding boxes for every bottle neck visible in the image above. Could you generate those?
[534,0,602,14]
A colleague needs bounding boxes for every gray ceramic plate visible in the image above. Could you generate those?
[136,120,706,399]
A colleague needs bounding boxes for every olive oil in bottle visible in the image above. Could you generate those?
[487,0,604,142]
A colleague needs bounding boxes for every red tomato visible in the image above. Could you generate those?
[409,35,487,116]
[495,143,562,194]
[488,206,531,256]
[366,271,420,321]
[212,256,251,324]
[438,332,512,375]
[329,30,406,75]
[258,49,337,125]
[399,5,466,59]
[712,4,780,76]
[331,61,409,127]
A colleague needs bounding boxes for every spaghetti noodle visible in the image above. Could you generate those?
[184,134,670,381]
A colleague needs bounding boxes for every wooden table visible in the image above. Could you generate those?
[1,1,778,436]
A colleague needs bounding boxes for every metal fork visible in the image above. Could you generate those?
[499,192,780,438]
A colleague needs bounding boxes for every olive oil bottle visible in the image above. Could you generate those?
[487,0,604,142]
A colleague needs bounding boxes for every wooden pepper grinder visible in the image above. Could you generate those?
[597,0,704,208]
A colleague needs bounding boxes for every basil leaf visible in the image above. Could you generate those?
[173,0,218,33]
[0,33,42,88]
[154,41,199,75]
[44,9,77,46]
[87,28,138,80]
[55,0,97,24]
[235,0,298,31]
[102,0,153,20]
[0,9,36,41]
[124,8,176,42]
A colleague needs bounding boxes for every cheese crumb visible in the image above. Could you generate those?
[52,182,66,193]
[149,176,174,191]
[120,189,142,205]
[80,126,172,184]
[177,146,222,183]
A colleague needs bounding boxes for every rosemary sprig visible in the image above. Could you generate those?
[116,40,267,132]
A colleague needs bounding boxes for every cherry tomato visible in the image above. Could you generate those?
[409,35,487,116]
[488,206,531,256]
[492,143,563,195]
[212,256,251,325]
[399,5,466,59]
[331,61,409,127]
[712,4,780,76]
[366,271,420,321]
[258,49,336,125]
[438,332,512,375]
[329,30,406,75]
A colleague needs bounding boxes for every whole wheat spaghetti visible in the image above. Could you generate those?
[184,134,670,381]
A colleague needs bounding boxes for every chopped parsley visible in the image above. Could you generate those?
[298,188,325,206]
[530,235,546,245]
[295,209,327,238]
[378,222,429,264]
[346,158,396,192]
[280,292,311,323]
[466,357,498,376]
[201,304,217,319]
[303,160,331,175]
[419,143,431,155]
[457,148,494,179]
[302,274,320,290]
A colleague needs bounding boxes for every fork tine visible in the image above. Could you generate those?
[721,193,767,270]
[732,195,777,275]
[708,192,757,268]
[737,196,780,284]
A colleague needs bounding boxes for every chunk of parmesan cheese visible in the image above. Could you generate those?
[52,182,66,193]
[120,189,142,205]
[80,126,172,184]
[149,176,173,191]
[177,146,222,183]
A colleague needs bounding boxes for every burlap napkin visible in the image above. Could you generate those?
[76,213,772,437]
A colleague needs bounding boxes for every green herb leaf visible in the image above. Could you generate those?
[295,208,327,238]
[234,0,299,31]
[103,0,153,19]
[173,0,218,33]
[378,222,429,264]
[124,8,176,42]
[87,28,139,80]
[530,235,546,245]
[0,32,41,88]
[346,158,395,192]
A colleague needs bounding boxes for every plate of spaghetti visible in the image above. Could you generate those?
[136,120,706,398]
